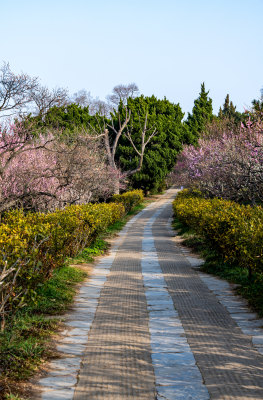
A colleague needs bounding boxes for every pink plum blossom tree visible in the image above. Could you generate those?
[0,122,123,213]
[171,117,263,204]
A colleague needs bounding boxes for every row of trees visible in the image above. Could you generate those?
[1,61,262,212]
[0,63,197,212]
[185,83,246,140]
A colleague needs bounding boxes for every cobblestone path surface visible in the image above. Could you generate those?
[41,188,263,399]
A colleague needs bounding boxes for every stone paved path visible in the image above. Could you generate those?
[153,200,263,399]
[39,188,263,399]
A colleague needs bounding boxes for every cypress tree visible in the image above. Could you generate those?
[186,82,213,137]
[219,94,243,124]
[218,106,223,119]
[222,94,230,116]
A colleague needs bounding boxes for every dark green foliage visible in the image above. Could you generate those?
[252,98,263,113]
[186,83,213,138]
[114,95,194,193]
[23,103,104,135]
[218,94,243,124]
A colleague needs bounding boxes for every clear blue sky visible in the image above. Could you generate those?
[1,0,262,115]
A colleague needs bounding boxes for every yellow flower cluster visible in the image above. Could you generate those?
[112,190,144,213]
[173,190,263,274]
[0,202,125,315]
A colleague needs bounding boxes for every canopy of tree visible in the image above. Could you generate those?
[113,95,194,193]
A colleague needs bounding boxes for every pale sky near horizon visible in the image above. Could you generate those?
[1,0,262,116]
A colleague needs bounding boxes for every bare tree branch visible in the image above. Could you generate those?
[30,85,69,115]
[107,83,139,107]
[0,62,39,118]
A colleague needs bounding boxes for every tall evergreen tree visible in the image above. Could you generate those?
[219,94,243,124]
[186,83,213,138]
[222,93,230,116]
[218,106,223,119]
[222,93,237,118]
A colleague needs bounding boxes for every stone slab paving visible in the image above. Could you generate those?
[38,188,263,400]
[153,199,263,399]
[198,273,263,355]
[141,205,209,400]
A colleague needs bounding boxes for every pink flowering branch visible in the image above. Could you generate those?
[171,118,263,204]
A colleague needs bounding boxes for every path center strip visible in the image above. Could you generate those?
[141,205,210,400]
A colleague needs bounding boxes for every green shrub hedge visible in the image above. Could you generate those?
[173,189,263,276]
[111,189,144,213]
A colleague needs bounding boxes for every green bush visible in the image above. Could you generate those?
[173,189,263,276]
[111,189,144,213]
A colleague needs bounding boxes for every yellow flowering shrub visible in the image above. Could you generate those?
[173,189,263,275]
[112,190,144,213]
[0,202,125,321]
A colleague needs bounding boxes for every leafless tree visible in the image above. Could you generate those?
[123,112,157,176]
[71,83,139,116]
[71,89,110,116]
[0,62,39,118]
[90,103,157,193]
[107,83,139,107]
[71,89,93,108]
[0,62,70,119]
[91,98,110,116]
[30,85,69,115]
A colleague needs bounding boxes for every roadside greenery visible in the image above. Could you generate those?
[171,96,263,205]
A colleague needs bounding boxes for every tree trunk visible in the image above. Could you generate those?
[113,179,120,195]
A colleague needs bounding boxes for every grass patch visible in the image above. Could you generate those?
[173,216,263,318]
[69,239,109,264]
[0,315,58,381]
[28,265,87,315]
